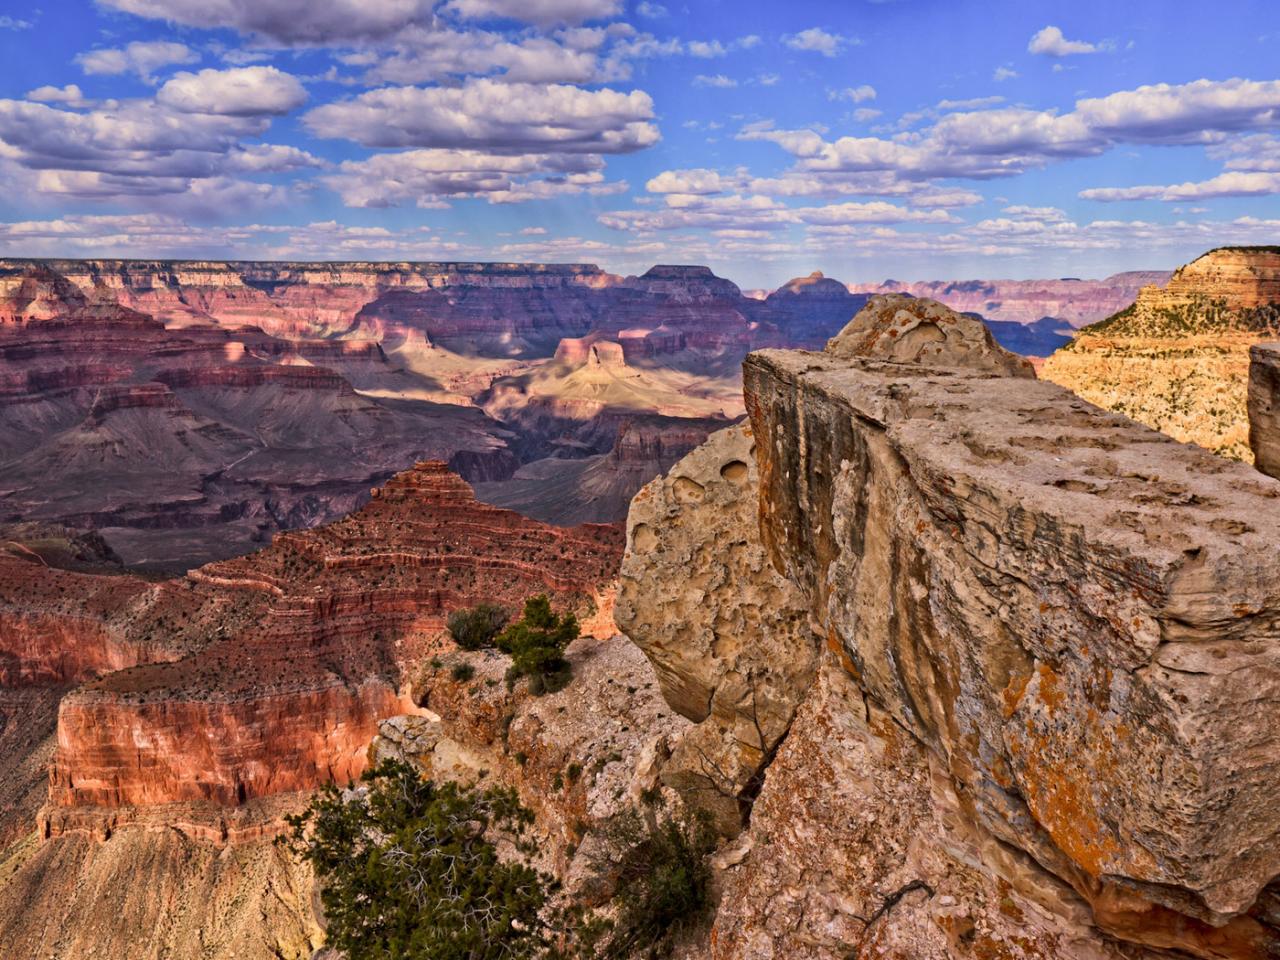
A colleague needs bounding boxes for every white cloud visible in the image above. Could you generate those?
[830,85,876,103]
[1210,134,1280,172]
[519,226,548,234]
[687,40,727,58]
[1028,25,1099,57]
[25,84,89,107]
[784,27,847,57]
[937,96,1005,110]
[852,108,882,122]
[304,78,658,153]
[0,15,33,29]
[993,66,1019,82]
[98,0,438,45]
[758,72,780,86]
[321,147,622,207]
[354,27,599,85]
[693,74,737,88]
[738,77,1280,190]
[636,1,667,16]
[1080,171,1280,201]
[76,41,199,81]
[157,67,307,116]
[443,0,622,25]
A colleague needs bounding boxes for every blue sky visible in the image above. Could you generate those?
[1,0,1278,287]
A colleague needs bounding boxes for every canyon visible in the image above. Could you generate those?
[0,460,623,957]
[852,270,1172,328]
[2,258,1119,572]
[1042,247,1280,461]
[17,253,1280,959]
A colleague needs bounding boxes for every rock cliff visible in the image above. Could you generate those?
[1042,247,1280,462]
[619,295,1280,958]
[0,460,624,957]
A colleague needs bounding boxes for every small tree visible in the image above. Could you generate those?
[448,604,510,651]
[281,759,554,960]
[497,595,579,695]
[582,808,717,959]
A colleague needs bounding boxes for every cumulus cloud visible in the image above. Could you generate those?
[157,66,308,116]
[636,1,667,16]
[1028,25,1099,57]
[784,27,847,57]
[304,79,658,153]
[354,27,600,84]
[993,66,1018,82]
[443,0,622,25]
[830,85,876,103]
[98,0,438,45]
[738,77,1280,188]
[1080,171,1280,201]
[321,147,620,207]
[25,84,90,107]
[0,15,33,29]
[76,41,199,81]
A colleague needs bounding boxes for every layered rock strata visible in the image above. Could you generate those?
[852,271,1173,327]
[1248,342,1280,478]
[37,462,622,822]
[1042,247,1280,462]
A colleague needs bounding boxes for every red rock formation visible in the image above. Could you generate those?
[24,462,622,823]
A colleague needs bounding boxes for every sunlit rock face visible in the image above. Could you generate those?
[1043,247,1280,463]
[620,295,1280,958]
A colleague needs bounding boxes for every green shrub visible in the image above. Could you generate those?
[583,809,717,958]
[496,595,579,696]
[451,662,476,682]
[448,604,510,650]
[280,759,553,960]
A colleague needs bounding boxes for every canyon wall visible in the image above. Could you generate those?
[0,460,624,957]
[1042,247,1280,462]
[620,295,1280,958]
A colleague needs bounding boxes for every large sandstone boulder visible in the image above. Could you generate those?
[826,293,1035,378]
[615,423,819,832]
[745,346,1280,957]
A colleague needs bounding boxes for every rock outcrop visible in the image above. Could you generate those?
[620,293,1280,958]
[825,293,1036,377]
[616,424,818,832]
[1042,247,1280,462]
[1249,343,1280,478]
[37,462,622,821]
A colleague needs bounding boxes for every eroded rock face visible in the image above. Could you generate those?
[826,294,1035,378]
[616,423,819,831]
[1042,247,1280,463]
[711,659,1144,960]
[744,347,1280,956]
[0,459,623,859]
[1248,343,1280,478]
[370,634,690,891]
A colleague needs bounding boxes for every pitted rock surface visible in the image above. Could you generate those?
[615,423,819,831]
[826,294,1036,378]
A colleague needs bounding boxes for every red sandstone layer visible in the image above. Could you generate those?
[8,461,623,822]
